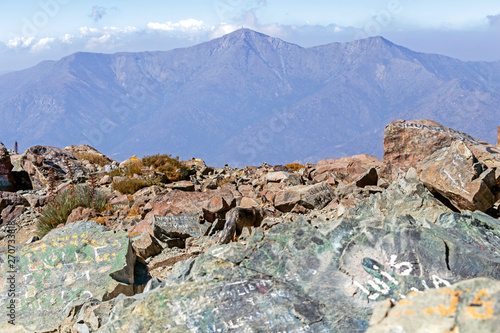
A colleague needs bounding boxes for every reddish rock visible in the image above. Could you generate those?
[0,144,16,192]
[354,168,378,188]
[132,233,162,260]
[109,194,131,207]
[417,141,496,212]
[383,119,500,173]
[0,192,29,226]
[202,194,235,222]
[240,197,260,208]
[1,205,26,225]
[128,220,154,236]
[144,189,234,224]
[66,207,97,224]
[274,182,336,212]
[170,181,195,191]
[315,154,383,184]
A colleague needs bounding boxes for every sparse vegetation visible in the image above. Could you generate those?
[285,163,304,172]
[37,185,107,238]
[142,154,189,181]
[218,176,236,188]
[112,178,150,194]
[106,168,123,177]
[124,160,143,177]
[74,152,110,167]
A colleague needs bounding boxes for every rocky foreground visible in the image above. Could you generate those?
[0,119,500,332]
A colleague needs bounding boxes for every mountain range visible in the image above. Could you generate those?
[0,28,499,166]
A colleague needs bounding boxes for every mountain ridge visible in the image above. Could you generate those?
[0,28,499,166]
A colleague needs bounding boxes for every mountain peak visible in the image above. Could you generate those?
[225,28,270,40]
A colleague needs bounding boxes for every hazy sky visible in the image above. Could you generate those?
[1,0,499,72]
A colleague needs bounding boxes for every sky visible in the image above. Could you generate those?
[0,0,499,73]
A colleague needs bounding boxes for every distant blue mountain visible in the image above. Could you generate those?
[0,28,499,166]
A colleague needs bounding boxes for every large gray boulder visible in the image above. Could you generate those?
[98,210,500,332]
[343,177,452,223]
[0,221,138,332]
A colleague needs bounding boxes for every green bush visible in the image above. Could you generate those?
[37,185,107,238]
[106,168,123,177]
[142,154,189,181]
[112,178,150,195]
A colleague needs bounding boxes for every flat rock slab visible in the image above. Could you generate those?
[0,221,135,332]
[100,275,326,332]
[367,277,500,333]
[153,213,208,240]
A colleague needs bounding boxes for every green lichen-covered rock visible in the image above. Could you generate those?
[0,220,136,332]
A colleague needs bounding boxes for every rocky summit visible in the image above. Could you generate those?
[0,119,499,332]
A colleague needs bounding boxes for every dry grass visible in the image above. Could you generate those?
[37,185,107,238]
[112,178,150,194]
[74,152,110,167]
[142,154,189,181]
[285,163,304,172]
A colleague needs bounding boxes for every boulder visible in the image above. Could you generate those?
[132,232,163,260]
[265,171,291,183]
[64,145,115,172]
[315,154,383,183]
[383,119,500,172]
[239,197,260,208]
[144,189,233,223]
[355,167,378,188]
[202,194,235,222]
[0,221,139,332]
[99,210,500,332]
[343,178,451,223]
[0,144,16,192]
[367,278,500,333]
[417,141,496,212]
[0,192,30,226]
[19,145,88,190]
[170,180,195,191]
[66,207,97,224]
[274,182,336,212]
[153,213,208,240]
[109,194,131,208]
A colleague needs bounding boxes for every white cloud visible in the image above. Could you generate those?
[6,37,35,49]
[61,34,74,44]
[31,37,55,52]
[147,19,210,33]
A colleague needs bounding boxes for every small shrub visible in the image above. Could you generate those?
[74,152,110,167]
[285,163,304,172]
[37,185,107,238]
[125,160,143,177]
[142,154,189,181]
[112,178,150,195]
[218,176,235,188]
[106,168,123,177]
